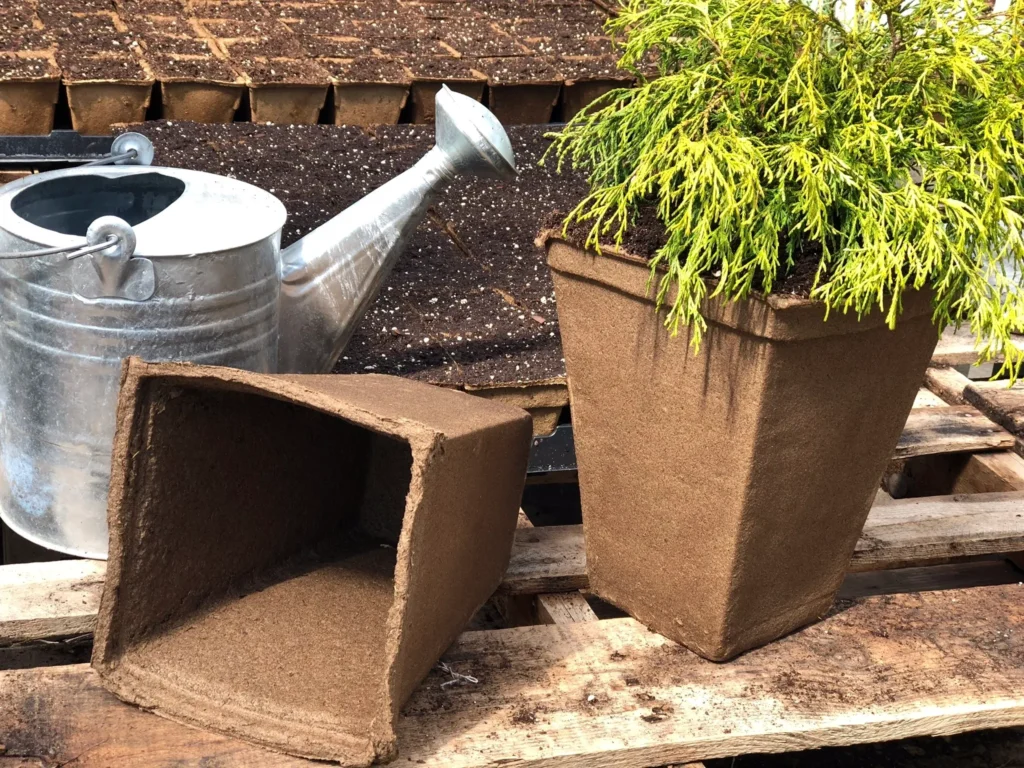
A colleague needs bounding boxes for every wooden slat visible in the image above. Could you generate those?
[536,592,598,624]
[839,558,1023,599]
[851,491,1024,571]
[0,559,104,643]
[965,380,1024,437]
[912,387,947,408]
[924,365,971,405]
[2,585,1023,767]
[895,406,1014,458]
[508,491,1024,592]
[5,489,1024,643]
[503,523,588,595]
[932,327,1024,365]
[514,512,601,628]
[952,451,1024,494]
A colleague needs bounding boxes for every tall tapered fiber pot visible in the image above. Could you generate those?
[543,234,939,661]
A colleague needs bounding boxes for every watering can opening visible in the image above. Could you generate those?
[10,172,186,237]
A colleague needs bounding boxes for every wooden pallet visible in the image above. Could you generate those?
[2,383,1024,766]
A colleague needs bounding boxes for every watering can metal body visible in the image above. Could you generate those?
[0,88,516,558]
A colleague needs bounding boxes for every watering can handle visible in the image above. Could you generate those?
[81,133,155,167]
[0,133,153,262]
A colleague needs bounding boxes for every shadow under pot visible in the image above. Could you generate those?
[543,234,938,661]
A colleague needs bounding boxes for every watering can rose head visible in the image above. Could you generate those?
[547,0,1024,380]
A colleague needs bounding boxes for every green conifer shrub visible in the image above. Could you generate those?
[547,0,1024,377]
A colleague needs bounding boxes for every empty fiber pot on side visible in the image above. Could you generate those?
[92,359,533,763]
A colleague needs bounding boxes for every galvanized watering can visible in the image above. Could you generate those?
[0,87,516,558]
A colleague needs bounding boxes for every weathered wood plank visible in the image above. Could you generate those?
[506,492,1024,592]
[851,491,1024,571]
[503,524,588,596]
[839,558,1023,599]
[5,489,1024,642]
[512,513,599,627]
[0,560,104,643]
[895,406,1015,459]
[952,451,1024,494]
[932,327,1024,365]
[0,664,313,767]
[912,387,947,409]
[2,585,1023,767]
[965,380,1024,437]
[536,592,598,625]
[924,365,971,405]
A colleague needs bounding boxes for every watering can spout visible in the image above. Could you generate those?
[277,86,517,373]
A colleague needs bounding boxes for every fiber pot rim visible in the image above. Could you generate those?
[540,230,936,343]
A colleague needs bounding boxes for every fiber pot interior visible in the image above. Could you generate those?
[110,378,413,740]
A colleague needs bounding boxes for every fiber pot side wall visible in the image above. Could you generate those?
[93,360,532,764]
[545,238,939,661]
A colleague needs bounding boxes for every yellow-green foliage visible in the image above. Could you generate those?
[547,0,1024,377]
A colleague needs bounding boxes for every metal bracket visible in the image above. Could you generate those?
[0,131,113,169]
[109,132,155,166]
[72,217,155,302]
[527,423,577,474]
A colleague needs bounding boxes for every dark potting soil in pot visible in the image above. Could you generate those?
[140,34,217,57]
[147,54,241,82]
[438,18,525,57]
[372,34,450,58]
[266,0,404,26]
[125,121,586,386]
[50,20,141,56]
[0,31,53,55]
[121,14,197,38]
[327,56,409,84]
[34,0,115,25]
[404,55,485,81]
[554,54,631,82]
[116,0,185,21]
[0,55,59,81]
[221,34,310,61]
[231,56,330,85]
[197,18,290,41]
[478,0,609,24]
[405,1,481,21]
[49,12,123,40]
[473,55,563,84]
[299,35,378,59]
[510,18,615,57]
[57,52,151,82]
[191,0,273,22]
[555,205,823,299]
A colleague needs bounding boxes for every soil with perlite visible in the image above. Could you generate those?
[126,121,588,386]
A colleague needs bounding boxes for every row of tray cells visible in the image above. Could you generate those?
[0,0,638,134]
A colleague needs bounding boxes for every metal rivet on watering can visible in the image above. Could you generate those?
[72,216,155,302]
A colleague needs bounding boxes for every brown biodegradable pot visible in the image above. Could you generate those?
[65,82,154,136]
[249,84,329,124]
[92,359,533,764]
[409,80,485,123]
[543,235,939,661]
[333,83,410,126]
[0,81,59,135]
[488,83,562,125]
